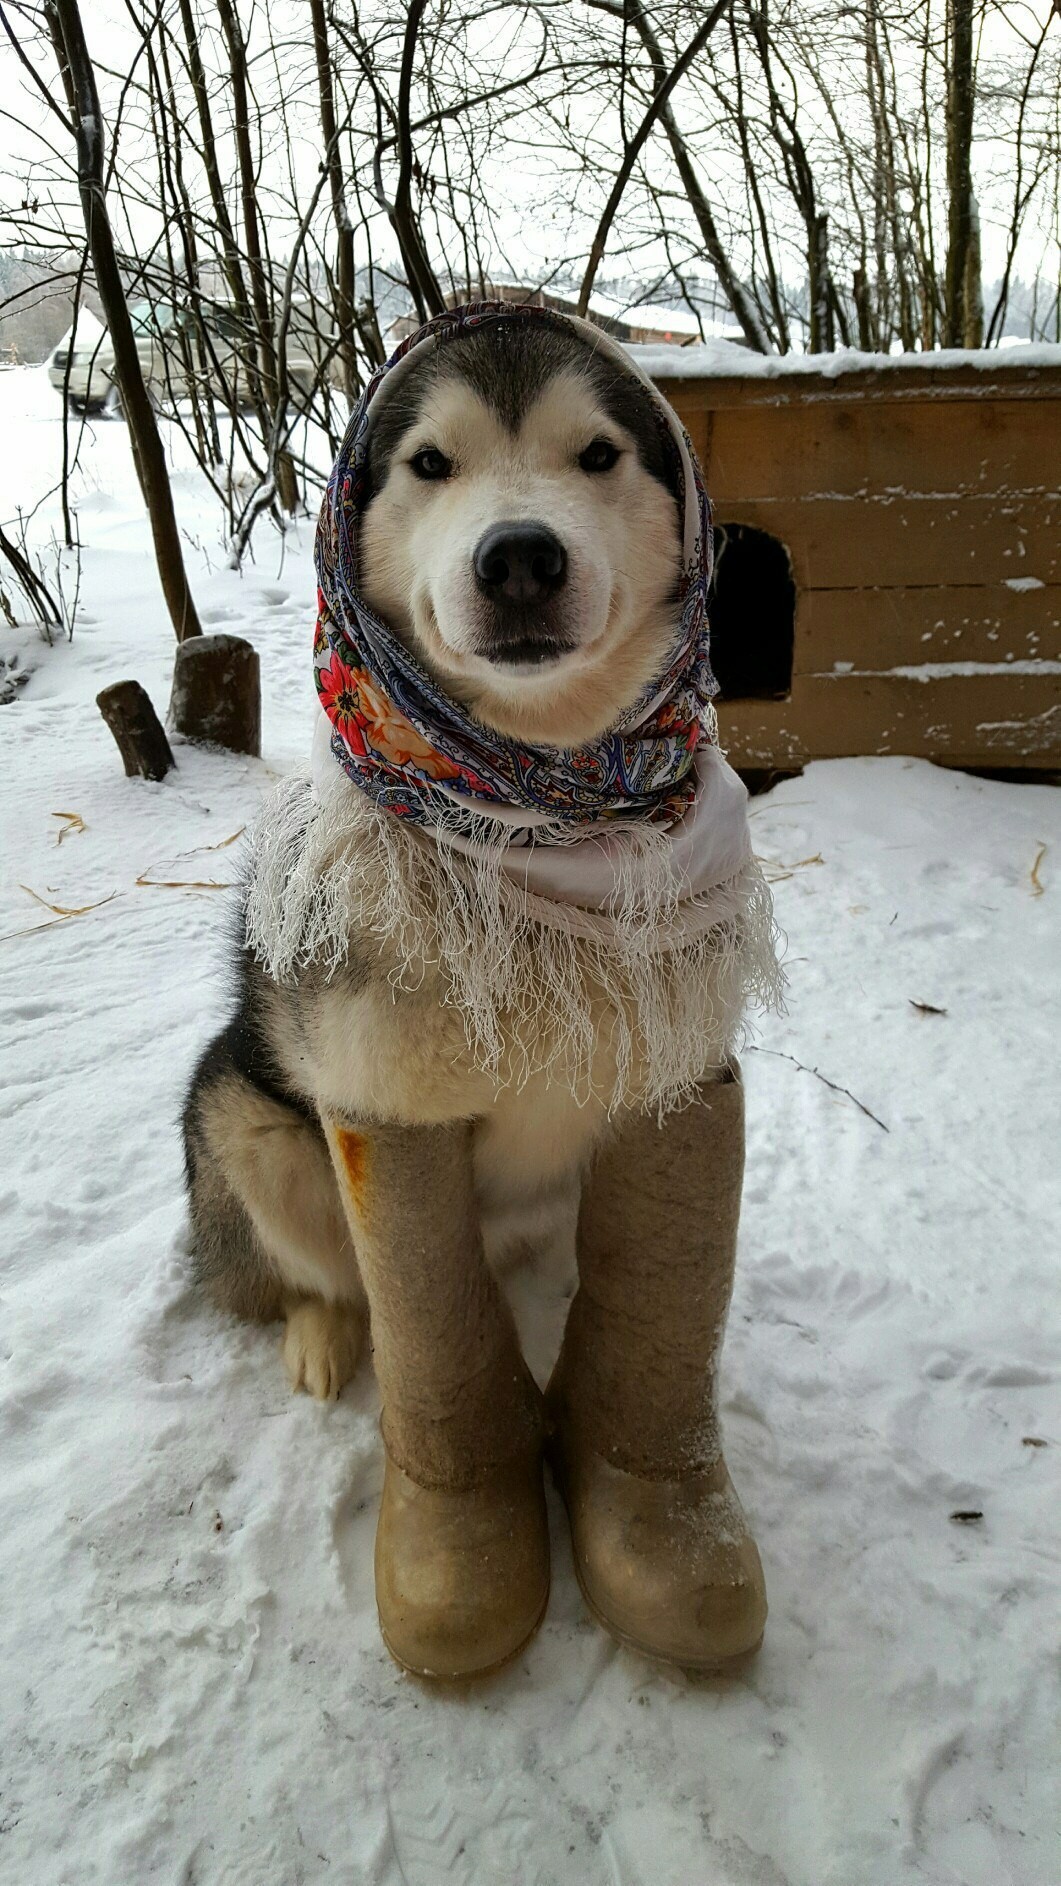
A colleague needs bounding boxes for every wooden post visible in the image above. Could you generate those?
[169,632,261,756]
[97,681,175,781]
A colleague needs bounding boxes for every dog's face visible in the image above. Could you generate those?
[359,324,683,745]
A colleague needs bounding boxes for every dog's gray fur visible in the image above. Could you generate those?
[365,322,677,501]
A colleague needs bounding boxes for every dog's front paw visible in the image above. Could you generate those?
[283,1300,364,1401]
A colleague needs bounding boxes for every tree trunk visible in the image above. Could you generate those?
[808,213,833,353]
[963,195,984,347]
[309,0,359,403]
[0,524,62,632]
[174,0,267,434]
[611,0,769,352]
[213,0,299,513]
[944,0,976,348]
[852,266,873,352]
[45,0,202,642]
[97,681,176,781]
[388,0,446,321]
[576,1,731,319]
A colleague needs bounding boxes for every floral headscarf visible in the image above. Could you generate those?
[313,301,718,843]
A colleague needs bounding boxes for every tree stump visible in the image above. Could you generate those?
[169,632,261,756]
[96,680,175,781]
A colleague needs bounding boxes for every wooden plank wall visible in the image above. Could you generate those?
[659,364,1061,770]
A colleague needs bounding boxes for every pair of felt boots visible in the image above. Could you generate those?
[347,1068,766,1680]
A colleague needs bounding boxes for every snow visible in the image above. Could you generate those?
[2,366,1060,1886]
[828,661,1061,681]
[588,292,740,343]
[628,337,1061,381]
[57,306,107,351]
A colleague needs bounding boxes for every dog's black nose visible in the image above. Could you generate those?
[473,523,567,603]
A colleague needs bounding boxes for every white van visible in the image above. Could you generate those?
[47,297,331,415]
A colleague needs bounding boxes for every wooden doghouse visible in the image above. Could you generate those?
[648,349,1061,773]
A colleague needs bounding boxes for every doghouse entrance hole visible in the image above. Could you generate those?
[709,523,795,700]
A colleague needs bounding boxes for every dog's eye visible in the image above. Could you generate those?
[579,438,621,474]
[409,447,453,481]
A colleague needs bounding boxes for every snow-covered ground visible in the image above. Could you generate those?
[1,367,1059,1886]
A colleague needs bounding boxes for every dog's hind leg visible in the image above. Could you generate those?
[184,1048,365,1400]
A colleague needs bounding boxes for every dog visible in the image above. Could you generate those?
[183,308,772,1677]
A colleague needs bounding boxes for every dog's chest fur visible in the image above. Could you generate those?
[266,945,613,1251]
[252,801,740,1260]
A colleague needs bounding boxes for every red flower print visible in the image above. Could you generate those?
[349,669,461,781]
[317,649,368,757]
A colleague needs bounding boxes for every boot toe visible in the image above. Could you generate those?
[555,1443,766,1671]
[375,1455,549,1680]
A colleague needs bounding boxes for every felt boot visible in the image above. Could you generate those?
[547,1065,766,1670]
[327,1116,548,1679]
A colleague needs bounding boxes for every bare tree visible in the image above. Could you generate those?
[576,1,732,316]
[35,0,202,640]
[309,0,359,400]
[2,0,1059,598]
[589,0,770,350]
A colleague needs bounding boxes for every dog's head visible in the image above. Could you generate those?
[358,320,683,746]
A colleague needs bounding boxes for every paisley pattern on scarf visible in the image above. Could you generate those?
[313,301,718,840]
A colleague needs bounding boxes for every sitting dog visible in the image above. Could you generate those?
[183,303,781,1679]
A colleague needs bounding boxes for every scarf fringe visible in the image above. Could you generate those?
[244,776,785,1116]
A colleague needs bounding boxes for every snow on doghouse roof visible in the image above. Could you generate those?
[626,336,1061,380]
